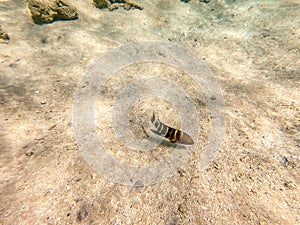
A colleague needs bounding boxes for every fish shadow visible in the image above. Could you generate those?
[147,136,186,149]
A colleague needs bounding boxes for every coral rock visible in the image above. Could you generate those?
[27,0,79,24]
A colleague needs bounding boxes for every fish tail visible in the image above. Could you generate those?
[151,111,156,124]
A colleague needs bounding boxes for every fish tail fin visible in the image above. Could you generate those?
[151,111,156,124]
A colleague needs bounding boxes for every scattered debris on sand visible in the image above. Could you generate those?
[26,0,79,24]
[93,0,143,11]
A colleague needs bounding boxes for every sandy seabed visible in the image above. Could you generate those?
[0,0,299,224]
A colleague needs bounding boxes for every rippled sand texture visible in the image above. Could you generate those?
[0,0,299,224]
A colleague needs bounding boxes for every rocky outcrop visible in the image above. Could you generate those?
[27,0,79,24]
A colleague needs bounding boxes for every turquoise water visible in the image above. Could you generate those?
[0,0,299,224]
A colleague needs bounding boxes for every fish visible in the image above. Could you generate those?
[150,112,194,145]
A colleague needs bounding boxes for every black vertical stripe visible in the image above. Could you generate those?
[165,127,175,139]
[176,129,182,141]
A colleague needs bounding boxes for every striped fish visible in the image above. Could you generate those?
[150,112,194,145]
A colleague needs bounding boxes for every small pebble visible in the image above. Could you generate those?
[25,151,34,156]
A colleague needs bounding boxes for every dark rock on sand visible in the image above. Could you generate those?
[0,25,10,43]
